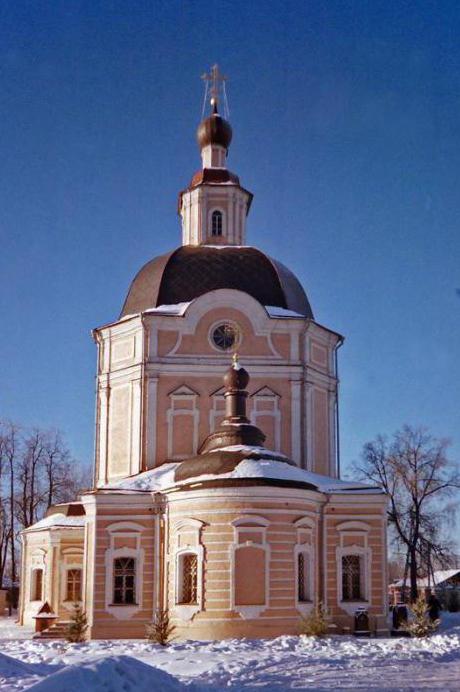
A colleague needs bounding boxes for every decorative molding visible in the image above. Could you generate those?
[336,521,371,533]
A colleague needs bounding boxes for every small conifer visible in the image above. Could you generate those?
[300,601,329,637]
[405,596,439,638]
[66,603,88,643]
[146,608,176,646]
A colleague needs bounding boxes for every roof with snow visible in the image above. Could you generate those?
[23,503,86,533]
[391,570,460,588]
[102,445,383,495]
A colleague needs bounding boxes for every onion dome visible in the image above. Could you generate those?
[199,356,265,454]
[120,246,313,319]
[173,359,310,490]
[196,101,233,151]
[223,357,250,391]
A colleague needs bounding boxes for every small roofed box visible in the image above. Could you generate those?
[33,601,58,633]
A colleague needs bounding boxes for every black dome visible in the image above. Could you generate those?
[197,113,233,150]
[120,245,313,319]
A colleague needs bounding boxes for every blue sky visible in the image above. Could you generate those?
[1,0,459,476]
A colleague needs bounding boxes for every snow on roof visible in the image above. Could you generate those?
[391,569,460,588]
[176,457,383,493]
[24,513,86,532]
[105,463,180,492]
[265,305,306,318]
[203,245,250,249]
[103,446,382,495]
[209,445,290,460]
[144,302,192,316]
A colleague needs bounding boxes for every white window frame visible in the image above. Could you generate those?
[104,521,145,620]
[173,518,204,622]
[230,516,270,620]
[59,547,84,612]
[209,208,225,237]
[336,521,372,615]
[294,517,315,615]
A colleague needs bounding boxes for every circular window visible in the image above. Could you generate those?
[211,323,239,351]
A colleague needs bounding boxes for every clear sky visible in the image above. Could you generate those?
[1,0,459,476]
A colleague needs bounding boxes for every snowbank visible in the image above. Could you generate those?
[26,655,191,692]
[0,614,459,690]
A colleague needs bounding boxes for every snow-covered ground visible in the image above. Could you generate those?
[0,613,459,691]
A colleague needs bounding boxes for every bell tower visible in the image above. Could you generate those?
[179,65,253,246]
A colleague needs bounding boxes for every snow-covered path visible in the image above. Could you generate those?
[0,614,459,690]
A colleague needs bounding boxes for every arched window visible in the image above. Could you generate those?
[113,557,136,605]
[177,553,198,604]
[66,569,82,601]
[211,210,223,236]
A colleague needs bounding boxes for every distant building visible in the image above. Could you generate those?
[389,569,460,603]
[19,67,388,639]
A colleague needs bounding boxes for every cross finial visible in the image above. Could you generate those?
[201,64,229,118]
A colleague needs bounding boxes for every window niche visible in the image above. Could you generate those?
[59,547,84,611]
[231,516,270,619]
[30,549,46,602]
[335,521,372,615]
[31,568,44,602]
[173,519,204,621]
[166,386,200,460]
[211,209,223,237]
[104,521,145,619]
[294,517,315,615]
[250,387,281,452]
[66,568,83,602]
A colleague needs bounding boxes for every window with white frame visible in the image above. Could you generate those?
[335,521,371,613]
[104,521,145,618]
[173,518,204,621]
[113,557,136,605]
[65,569,82,601]
[31,568,43,601]
[294,517,315,612]
[211,210,223,236]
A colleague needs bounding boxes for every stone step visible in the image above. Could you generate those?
[34,622,72,639]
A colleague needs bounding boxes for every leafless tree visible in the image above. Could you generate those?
[0,420,90,588]
[355,425,459,602]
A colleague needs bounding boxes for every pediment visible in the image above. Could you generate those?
[251,386,280,398]
[168,384,200,397]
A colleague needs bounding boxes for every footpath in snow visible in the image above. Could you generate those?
[0,613,459,691]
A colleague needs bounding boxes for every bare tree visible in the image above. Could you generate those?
[355,425,459,602]
[0,422,21,586]
[0,420,90,589]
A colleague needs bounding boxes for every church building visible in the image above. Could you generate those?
[19,67,388,639]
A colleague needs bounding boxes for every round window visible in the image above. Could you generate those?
[211,323,239,351]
